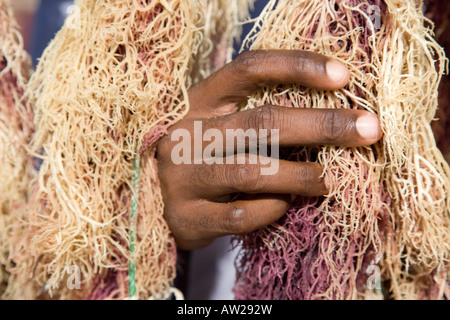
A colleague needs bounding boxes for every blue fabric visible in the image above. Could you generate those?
[234,0,268,57]
[31,0,74,66]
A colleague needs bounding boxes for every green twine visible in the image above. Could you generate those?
[129,145,140,299]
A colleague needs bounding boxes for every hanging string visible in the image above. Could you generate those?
[129,142,140,300]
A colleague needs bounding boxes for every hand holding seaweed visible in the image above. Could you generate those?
[157,50,382,250]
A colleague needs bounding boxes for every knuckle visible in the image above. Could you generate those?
[298,164,313,194]
[318,110,347,144]
[192,163,218,187]
[294,51,325,75]
[246,105,279,132]
[233,51,261,76]
[226,163,260,191]
[223,206,248,234]
[294,52,308,75]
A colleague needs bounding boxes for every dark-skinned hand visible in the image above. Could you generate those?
[157,50,382,250]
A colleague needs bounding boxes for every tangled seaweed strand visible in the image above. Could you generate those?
[234,0,450,300]
[4,0,250,300]
[0,0,34,296]
[426,0,450,164]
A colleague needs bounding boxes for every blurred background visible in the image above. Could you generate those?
[12,0,74,66]
[10,0,39,53]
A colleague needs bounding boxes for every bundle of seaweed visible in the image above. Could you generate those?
[0,0,34,296]
[426,0,450,163]
[5,0,249,300]
[234,0,450,300]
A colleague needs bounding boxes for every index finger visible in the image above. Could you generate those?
[189,50,350,117]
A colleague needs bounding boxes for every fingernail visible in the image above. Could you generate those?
[326,60,348,83]
[356,114,380,140]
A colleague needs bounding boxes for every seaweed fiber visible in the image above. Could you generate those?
[0,0,34,296]
[426,0,450,163]
[4,0,250,300]
[234,0,450,300]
